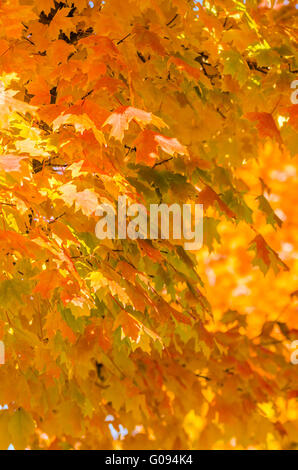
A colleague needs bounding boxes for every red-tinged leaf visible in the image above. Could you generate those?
[134,129,158,165]
[44,308,76,343]
[116,261,137,283]
[68,99,109,130]
[274,421,287,437]
[171,307,193,325]
[113,311,141,341]
[138,240,163,262]
[168,56,200,80]
[197,186,236,219]
[0,230,37,257]
[51,221,79,245]
[287,105,298,130]
[133,26,166,56]
[94,76,123,94]
[245,112,282,144]
[26,77,51,105]
[250,234,289,274]
[38,104,66,124]
[134,129,188,165]
[251,234,271,268]
[79,35,119,56]
[33,269,65,299]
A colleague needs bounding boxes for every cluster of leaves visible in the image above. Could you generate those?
[0,0,297,450]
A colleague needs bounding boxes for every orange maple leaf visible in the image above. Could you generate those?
[134,129,188,165]
[245,112,282,144]
[197,186,236,219]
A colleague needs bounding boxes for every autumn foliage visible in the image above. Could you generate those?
[0,0,297,450]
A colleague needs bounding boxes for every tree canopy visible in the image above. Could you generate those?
[0,0,297,450]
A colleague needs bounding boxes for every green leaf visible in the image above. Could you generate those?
[8,408,35,450]
[222,51,249,84]
[256,195,282,228]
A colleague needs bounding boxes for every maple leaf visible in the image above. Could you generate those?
[245,112,283,145]
[53,113,106,145]
[8,408,35,450]
[197,186,236,219]
[287,105,298,130]
[0,231,37,257]
[0,412,11,450]
[0,84,36,126]
[114,311,141,341]
[134,129,188,165]
[133,25,166,56]
[44,308,76,344]
[249,234,289,274]
[46,7,73,38]
[103,106,167,141]
[26,78,51,105]
[33,269,65,299]
[168,56,201,80]
[0,154,27,172]
[256,195,282,228]
[37,0,54,15]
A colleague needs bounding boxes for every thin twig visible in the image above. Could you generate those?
[166,14,178,27]
[81,89,94,100]
[48,212,66,224]
[153,157,173,168]
[117,33,131,45]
